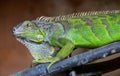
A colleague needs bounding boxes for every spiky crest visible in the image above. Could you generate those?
[36,10,120,22]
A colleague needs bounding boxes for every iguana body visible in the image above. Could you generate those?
[13,10,120,68]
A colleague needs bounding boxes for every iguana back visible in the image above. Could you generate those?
[65,13,120,48]
[38,10,120,48]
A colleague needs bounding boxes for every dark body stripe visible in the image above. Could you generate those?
[61,13,120,48]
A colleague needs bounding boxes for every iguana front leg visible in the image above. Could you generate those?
[33,41,75,69]
[48,41,75,69]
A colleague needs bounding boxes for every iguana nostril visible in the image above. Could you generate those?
[12,27,17,36]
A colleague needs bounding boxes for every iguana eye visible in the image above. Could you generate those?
[26,23,31,27]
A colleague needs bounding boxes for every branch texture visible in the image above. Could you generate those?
[11,41,120,76]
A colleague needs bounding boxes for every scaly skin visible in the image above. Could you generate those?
[13,11,120,69]
[65,13,120,47]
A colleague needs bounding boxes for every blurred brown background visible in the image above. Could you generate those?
[0,0,120,76]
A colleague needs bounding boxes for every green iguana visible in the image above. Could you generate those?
[13,10,120,69]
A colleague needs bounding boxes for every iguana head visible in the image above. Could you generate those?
[13,21,46,43]
[13,21,55,60]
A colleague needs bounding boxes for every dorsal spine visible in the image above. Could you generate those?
[36,10,120,22]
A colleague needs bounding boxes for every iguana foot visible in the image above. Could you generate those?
[47,57,60,69]
[32,56,53,63]
[32,57,60,69]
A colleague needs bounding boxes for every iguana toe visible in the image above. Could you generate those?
[47,57,60,69]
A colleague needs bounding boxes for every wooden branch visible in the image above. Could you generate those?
[73,56,120,75]
[11,41,120,76]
